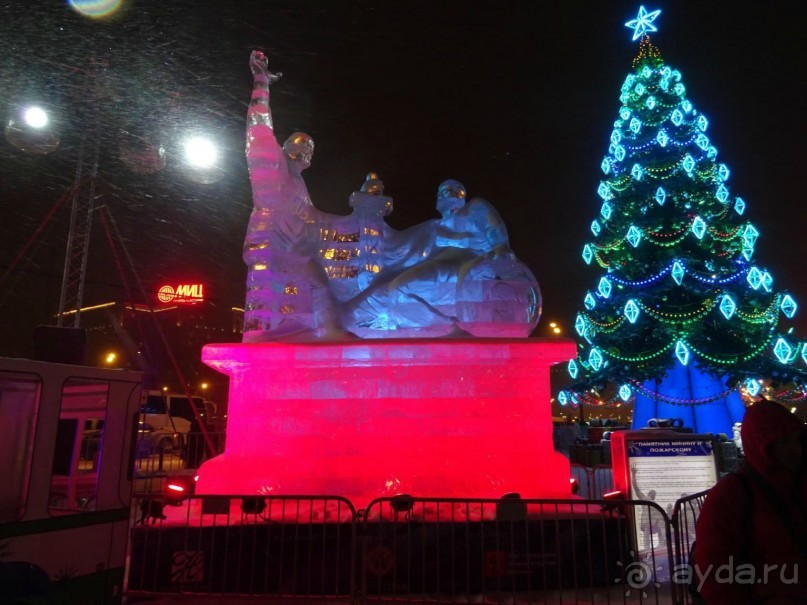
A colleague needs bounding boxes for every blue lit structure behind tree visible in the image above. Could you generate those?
[560,8,806,435]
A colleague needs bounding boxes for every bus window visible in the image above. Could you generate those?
[48,379,109,513]
[0,373,40,522]
[142,393,167,415]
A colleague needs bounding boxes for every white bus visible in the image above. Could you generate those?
[0,356,142,604]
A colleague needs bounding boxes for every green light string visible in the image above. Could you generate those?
[683,330,775,365]
[637,297,717,323]
[604,340,675,363]
[735,294,781,323]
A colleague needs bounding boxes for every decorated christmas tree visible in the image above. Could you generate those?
[562,7,806,434]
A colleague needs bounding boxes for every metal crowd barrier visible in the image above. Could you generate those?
[570,463,614,500]
[670,490,710,605]
[128,493,691,604]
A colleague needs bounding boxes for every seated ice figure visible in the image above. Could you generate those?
[241,50,540,341]
[344,179,541,337]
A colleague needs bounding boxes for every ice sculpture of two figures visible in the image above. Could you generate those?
[243,51,541,341]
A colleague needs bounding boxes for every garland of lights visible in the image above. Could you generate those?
[628,379,737,405]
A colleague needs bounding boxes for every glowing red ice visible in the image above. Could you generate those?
[197,338,575,506]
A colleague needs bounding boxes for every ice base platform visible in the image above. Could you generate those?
[197,338,575,505]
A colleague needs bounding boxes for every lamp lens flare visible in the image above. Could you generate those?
[23,106,49,129]
[183,136,218,168]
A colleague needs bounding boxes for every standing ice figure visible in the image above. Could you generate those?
[243,51,341,341]
[242,50,540,341]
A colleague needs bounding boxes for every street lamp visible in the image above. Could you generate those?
[5,104,60,155]
[104,351,118,365]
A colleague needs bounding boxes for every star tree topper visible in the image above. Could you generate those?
[625,5,661,41]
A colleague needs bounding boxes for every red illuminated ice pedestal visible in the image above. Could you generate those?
[197,338,575,505]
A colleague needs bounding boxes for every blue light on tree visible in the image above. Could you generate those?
[761,271,773,293]
[598,182,611,200]
[718,164,730,181]
[671,261,685,285]
[619,384,632,401]
[682,154,696,174]
[675,340,690,365]
[691,216,707,239]
[582,244,594,264]
[781,294,798,318]
[624,299,640,323]
[774,338,793,364]
[601,201,613,220]
[655,186,666,205]
[630,118,642,133]
[634,83,646,96]
[631,164,644,180]
[646,95,656,110]
[696,134,710,150]
[682,100,692,113]
[620,107,632,120]
[625,5,661,40]
[626,225,642,247]
[719,294,736,319]
[671,109,683,126]
[558,391,569,406]
[615,145,626,161]
[598,277,612,298]
[601,158,611,174]
[743,224,759,246]
[656,129,669,147]
[745,378,762,397]
[716,184,730,203]
[747,267,763,290]
[568,359,579,379]
[584,292,596,310]
[575,314,587,336]
[589,347,604,371]
[696,115,708,131]
[734,197,746,215]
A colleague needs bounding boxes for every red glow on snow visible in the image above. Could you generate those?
[197,338,576,506]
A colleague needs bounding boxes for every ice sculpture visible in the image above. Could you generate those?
[243,51,540,341]
[193,52,573,505]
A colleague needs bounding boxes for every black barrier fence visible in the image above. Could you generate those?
[128,493,715,604]
[670,489,710,605]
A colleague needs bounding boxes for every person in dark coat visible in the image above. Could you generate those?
[694,399,806,603]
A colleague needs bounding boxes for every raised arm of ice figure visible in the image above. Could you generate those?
[247,50,281,134]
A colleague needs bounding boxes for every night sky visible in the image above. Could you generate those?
[0,0,804,357]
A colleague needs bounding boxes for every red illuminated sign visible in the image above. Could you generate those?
[158,284,204,304]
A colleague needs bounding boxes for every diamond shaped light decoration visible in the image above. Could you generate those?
[582,244,594,264]
[601,201,613,220]
[634,83,646,96]
[745,378,762,397]
[656,129,668,147]
[682,154,696,174]
[626,225,642,248]
[671,109,683,126]
[719,294,736,319]
[802,344,807,365]
[558,391,569,406]
[671,261,685,285]
[646,96,656,110]
[761,271,773,293]
[734,197,746,215]
[696,115,708,131]
[781,294,798,319]
[591,220,601,236]
[575,313,587,336]
[620,107,631,120]
[774,337,793,364]
[589,347,604,372]
[691,216,707,239]
[746,267,763,290]
[624,299,640,324]
[674,82,686,96]
[655,186,667,205]
[618,384,632,402]
[716,184,730,203]
[675,340,690,365]
[568,359,579,379]
[682,100,692,113]
[597,182,611,200]
[584,292,596,310]
[598,277,612,299]
[619,92,630,104]
[696,134,710,150]
[743,224,759,247]
[707,146,718,160]
[742,245,754,261]
[631,164,644,180]
[630,118,642,134]
[718,164,730,181]
[601,158,611,175]
[615,145,626,161]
